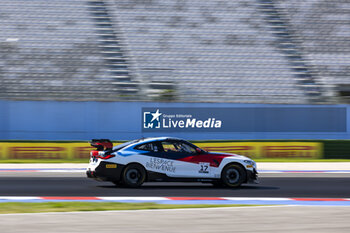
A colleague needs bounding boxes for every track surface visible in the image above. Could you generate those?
[1,206,350,233]
[1,176,349,197]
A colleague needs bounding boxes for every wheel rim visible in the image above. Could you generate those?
[126,168,140,184]
[225,168,240,184]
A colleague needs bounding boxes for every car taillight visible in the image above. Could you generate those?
[90,151,99,157]
[90,150,115,160]
[99,154,115,160]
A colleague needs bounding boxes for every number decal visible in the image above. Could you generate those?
[199,162,209,173]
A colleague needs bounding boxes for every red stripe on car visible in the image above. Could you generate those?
[178,153,233,167]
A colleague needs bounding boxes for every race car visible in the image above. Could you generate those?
[87,137,258,188]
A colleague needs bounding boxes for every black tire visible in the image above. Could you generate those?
[221,164,246,188]
[122,164,146,188]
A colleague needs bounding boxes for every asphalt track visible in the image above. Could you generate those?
[1,174,349,197]
[1,206,349,233]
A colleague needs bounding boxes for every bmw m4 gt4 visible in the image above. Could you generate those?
[87,137,258,188]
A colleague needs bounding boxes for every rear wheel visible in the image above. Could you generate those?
[221,164,246,188]
[122,164,146,188]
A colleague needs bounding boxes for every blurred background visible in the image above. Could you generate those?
[1,0,349,103]
[1,0,350,144]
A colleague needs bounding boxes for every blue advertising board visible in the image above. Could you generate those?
[0,100,348,140]
[142,107,346,133]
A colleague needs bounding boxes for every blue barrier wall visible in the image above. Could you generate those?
[0,100,349,140]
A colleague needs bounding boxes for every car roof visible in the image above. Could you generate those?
[137,137,182,143]
[127,137,183,147]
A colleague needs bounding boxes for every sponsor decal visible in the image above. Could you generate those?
[9,146,66,159]
[0,142,97,160]
[142,108,222,132]
[261,145,319,158]
[146,157,176,173]
[74,146,95,159]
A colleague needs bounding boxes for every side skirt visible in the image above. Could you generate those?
[147,171,219,183]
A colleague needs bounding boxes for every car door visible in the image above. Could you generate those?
[133,141,180,176]
[160,140,212,178]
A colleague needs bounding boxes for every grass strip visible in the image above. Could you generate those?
[0,202,258,214]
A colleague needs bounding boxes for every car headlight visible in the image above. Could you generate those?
[244,160,255,166]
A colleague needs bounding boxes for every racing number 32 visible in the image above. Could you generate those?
[199,162,209,173]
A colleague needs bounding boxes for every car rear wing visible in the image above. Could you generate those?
[90,139,113,151]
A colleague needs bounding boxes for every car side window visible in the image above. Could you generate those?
[161,142,178,152]
[135,143,159,152]
[177,142,197,154]
[161,141,196,154]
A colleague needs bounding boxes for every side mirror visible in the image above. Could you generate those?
[196,148,202,154]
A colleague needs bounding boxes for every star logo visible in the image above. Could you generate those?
[143,109,162,129]
[151,109,162,123]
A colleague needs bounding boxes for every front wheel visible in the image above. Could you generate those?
[122,164,146,188]
[221,164,246,188]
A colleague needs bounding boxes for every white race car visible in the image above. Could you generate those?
[87,137,258,188]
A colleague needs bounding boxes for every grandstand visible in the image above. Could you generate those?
[0,0,349,103]
[276,0,350,103]
[0,0,141,101]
